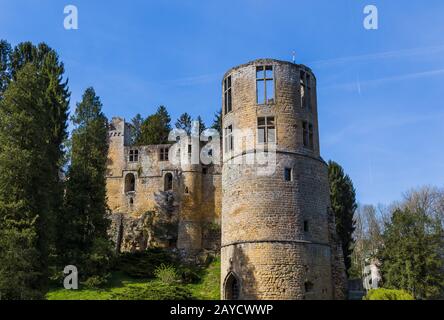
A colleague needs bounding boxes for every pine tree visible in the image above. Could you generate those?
[211,110,222,134]
[175,112,192,135]
[0,40,11,99]
[196,116,206,135]
[130,114,144,145]
[138,106,172,145]
[328,160,357,277]
[0,64,53,299]
[0,41,69,299]
[59,88,112,281]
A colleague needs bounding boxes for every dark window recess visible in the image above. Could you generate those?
[304,220,309,232]
[285,168,293,181]
[129,149,139,162]
[202,167,209,175]
[164,173,173,191]
[224,75,232,114]
[160,147,169,161]
[300,70,312,111]
[302,121,314,150]
[125,173,136,193]
[305,281,314,293]
[258,117,276,144]
[188,144,192,155]
[225,273,240,300]
[256,66,274,104]
[225,125,233,152]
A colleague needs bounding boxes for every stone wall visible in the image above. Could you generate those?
[221,59,347,300]
[106,118,222,254]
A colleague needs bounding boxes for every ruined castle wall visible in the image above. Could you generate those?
[106,118,223,252]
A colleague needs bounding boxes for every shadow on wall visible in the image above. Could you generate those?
[224,244,259,300]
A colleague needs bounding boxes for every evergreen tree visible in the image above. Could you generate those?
[0,42,69,299]
[138,106,172,145]
[379,208,444,299]
[0,64,53,299]
[130,113,144,145]
[328,160,357,276]
[196,116,206,135]
[175,112,192,135]
[211,110,222,134]
[0,40,11,99]
[59,88,112,281]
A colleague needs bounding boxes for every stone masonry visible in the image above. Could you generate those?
[105,58,347,300]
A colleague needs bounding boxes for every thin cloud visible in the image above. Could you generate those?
[322,68,444,91]
[310,44,444,67]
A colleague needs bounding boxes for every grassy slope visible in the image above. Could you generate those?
[46,258,221,300]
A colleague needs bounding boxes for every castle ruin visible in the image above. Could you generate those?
[106,59,347,300]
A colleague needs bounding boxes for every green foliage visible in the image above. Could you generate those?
[328,160,357,276]
[137,106,172,145]
[378,208,444,300]
[175,112,193,135]
[47,256,221,300]
[81,274,111,290]
[57,87,112,282]
[110,282,194,300]
[116,248,176,279]
[211,110,222,134]
[364,288,414,300]
[0,40,11,98]
[130,113,144,145]
[154,264,179,284]
[0,57,69,299]
[186,256,221,300]
[196,116,206,135]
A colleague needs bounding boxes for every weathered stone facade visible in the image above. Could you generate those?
[105,58,347,300]
[106,119,222,253]
[220,59,347,300]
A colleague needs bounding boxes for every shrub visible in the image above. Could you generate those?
[116,248,176,278]
[364,288,414,300]
[81,274,110,289]
[154,264,179,284]
[179,265,202,284]
[111,282,194,300]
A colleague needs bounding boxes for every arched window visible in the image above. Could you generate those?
[164,173,173,191]
[224,272,240,300]
[125,173,135,193]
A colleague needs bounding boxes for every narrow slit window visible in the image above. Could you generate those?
[224,76,232,114]
[256,66,274,104]
[225,125,233,152]
[285,168,293,181]
[304,220,309,232]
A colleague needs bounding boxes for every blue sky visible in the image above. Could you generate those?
[1,0,443,206]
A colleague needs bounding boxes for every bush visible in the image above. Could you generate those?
[154,264,179,284]
[111,282,194,300]
[81,274,110,289]
[364,288,414,300]
[179,265,202,284]
[116,248,176,278]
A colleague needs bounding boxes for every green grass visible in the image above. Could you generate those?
[186,257,220,300]
[46,258,221,300]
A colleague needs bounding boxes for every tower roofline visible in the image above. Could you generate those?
[222,58,315,81]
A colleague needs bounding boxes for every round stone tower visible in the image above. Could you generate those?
[221,59,346,300]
